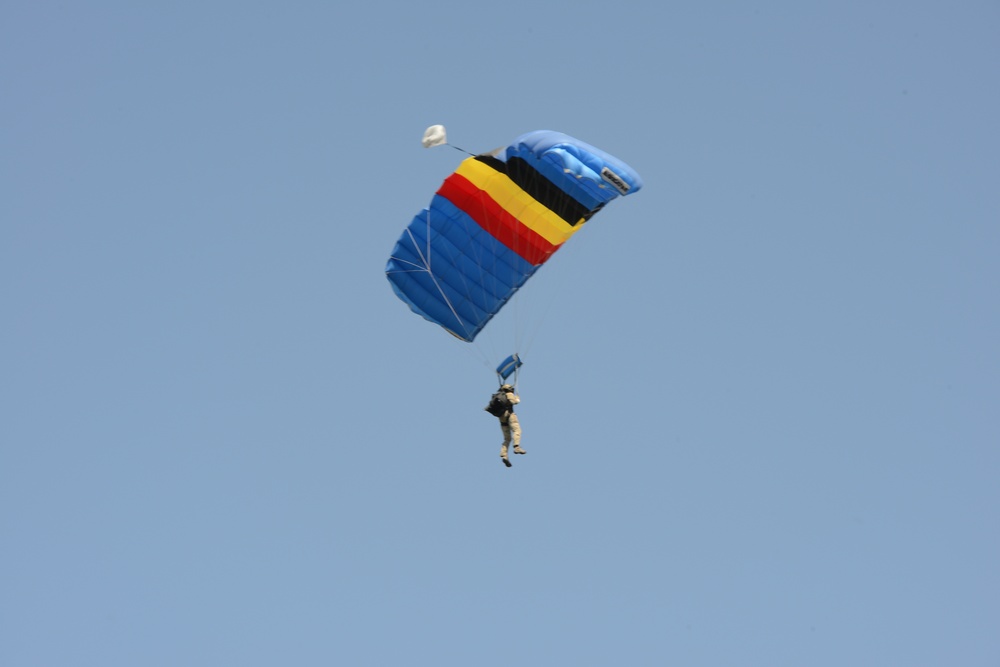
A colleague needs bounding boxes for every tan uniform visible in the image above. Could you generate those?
[499,390,524,461]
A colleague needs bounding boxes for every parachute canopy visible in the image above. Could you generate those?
[386,129,643,342]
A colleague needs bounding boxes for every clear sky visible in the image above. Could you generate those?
[3,2,998,665]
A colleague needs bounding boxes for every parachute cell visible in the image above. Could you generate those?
[386,130,643,342]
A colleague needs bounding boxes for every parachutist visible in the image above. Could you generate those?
[486,384,524,467]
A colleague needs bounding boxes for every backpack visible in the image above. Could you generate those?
[485,390,511,417]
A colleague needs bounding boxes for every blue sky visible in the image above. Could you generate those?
[3,2,998,665]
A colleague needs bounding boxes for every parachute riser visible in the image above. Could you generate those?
[496,369,519,387]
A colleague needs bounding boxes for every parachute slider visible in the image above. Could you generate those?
[496,354,523,382]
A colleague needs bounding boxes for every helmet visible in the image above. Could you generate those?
[500,384,514,391]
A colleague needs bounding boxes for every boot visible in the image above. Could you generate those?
[502,457,512,468]
[514,446,527,455]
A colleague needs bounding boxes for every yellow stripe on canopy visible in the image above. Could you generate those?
[453,159,585,246]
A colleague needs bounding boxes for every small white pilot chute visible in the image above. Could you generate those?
[421,125,448,148]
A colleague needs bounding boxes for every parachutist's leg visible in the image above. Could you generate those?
[500,420,512,466]
[508,415,525,454]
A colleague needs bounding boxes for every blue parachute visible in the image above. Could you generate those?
[385,130,643,343]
